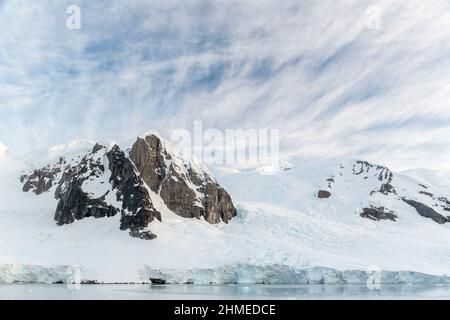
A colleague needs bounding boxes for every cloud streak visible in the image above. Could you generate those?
[0,0,450,171]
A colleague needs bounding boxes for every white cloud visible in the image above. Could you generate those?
[0,0,450,171]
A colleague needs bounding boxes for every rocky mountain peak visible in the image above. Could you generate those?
[317,160,397,200]
[130,134,170,193]
[352,160,396,195]
[130,133,237,224]
[20,133,237,240]
[317,160,450,225]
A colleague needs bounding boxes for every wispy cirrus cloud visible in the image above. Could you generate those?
[0,0,450,171]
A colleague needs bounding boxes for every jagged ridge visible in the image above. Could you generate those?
[20,133,237,240]
[317,160,450,225]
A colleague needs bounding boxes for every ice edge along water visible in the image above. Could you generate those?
[2,263,450,285]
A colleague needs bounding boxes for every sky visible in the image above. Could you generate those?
[1,0,450,171]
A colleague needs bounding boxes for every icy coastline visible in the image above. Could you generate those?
[1,263,449,285]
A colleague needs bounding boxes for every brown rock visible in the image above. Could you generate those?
[54,144,160,239]
[318,190,332,199]
[360,206,397,222]
[22,132,237,240]
[130,134,237,224]
[21,165,62,195]
[402,198,448,224]
[129,136,169,193]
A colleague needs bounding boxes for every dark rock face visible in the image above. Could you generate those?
[159,168,204,219]
[54,147,118,225]
[107,145,161,238]
[21,134,237,240]
[129,136,168,193]
[352,161,397,196]
[318,190,332,199]
[361,206,398,222]
[54,144,160,239]
[378,181,396,196]
[203,182,236,224]
[315,160,450,226]
[130,134,237,224]
[436,197,450,212]
[158,166,236,224]
[402,199,448,224]
[129,229,157,240]
[20,160,64,195]
[437,197,450,205]
[419,191,434,197]
[320,161,397,202]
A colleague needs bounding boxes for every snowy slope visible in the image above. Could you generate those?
[2,139,450,284]
[0,143,11,162]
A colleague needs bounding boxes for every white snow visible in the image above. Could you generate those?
[2,140,450,284]
[19,139,95,169]
[0,143,12,165]
[0,142,9,155]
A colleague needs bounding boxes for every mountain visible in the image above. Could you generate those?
[19,133,237,240]
[317,160,450,224]
[2,137,450,284]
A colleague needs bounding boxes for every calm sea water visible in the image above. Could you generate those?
[1,284,450,300]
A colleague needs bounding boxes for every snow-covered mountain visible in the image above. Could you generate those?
[317,160,450,224]
[2,134,450,284]
[18,133,236,240]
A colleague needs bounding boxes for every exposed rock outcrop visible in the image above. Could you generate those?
[20,133,237,240]
[352,161,397,196]
[317,160,450,225]
[319,161,397,202]
[436,196,450,212]
[54,145,118,225]
[360,206,398,222]
[402,199,449,224]
[20,159,65,195]
[130,134,237,224]
[129,136,168,193]
[107,145,161,237]
[54,144,160,239]
[318,190,331,199]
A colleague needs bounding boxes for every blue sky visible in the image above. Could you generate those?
[1,0,450,171]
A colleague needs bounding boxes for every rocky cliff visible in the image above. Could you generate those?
[130,134,236,224]
[20,133,237,240]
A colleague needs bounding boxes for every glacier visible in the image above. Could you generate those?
[142,264,450,285]
[2,139,450,284]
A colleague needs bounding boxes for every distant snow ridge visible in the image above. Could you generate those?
[0,142,10,159]
[317,160,450,224]
[255,160,294,175]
